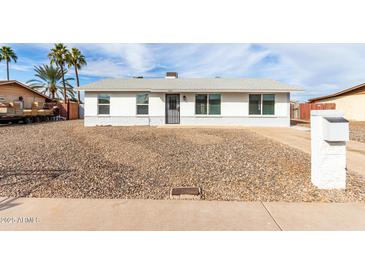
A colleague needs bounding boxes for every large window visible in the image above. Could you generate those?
[249,94,275,115]
[262,94,275,115]
[249,94,261,115]
[195,94,207,114]
[195,94,221,115]
[98,94,110,115]
[136,93,149,115]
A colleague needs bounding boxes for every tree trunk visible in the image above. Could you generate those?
[74,65,80,103]
[74,65,81,119]
[6,61,9,80]
[60,63,67,102]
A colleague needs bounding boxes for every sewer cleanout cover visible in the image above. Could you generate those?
[170,187,202,200]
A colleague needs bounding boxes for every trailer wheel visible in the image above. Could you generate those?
[33,116,40,123]
[23,117,32,124]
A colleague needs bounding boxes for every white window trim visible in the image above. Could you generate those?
[195,93,222,116]
[136,93,149,116]
[248,93,275,116]
[97,94,111,116]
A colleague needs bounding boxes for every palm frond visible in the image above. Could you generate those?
[27,64,74,99]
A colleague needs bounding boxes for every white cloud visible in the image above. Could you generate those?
[254,44,365,100]
[21,43,365,101]
[71,43,155,76]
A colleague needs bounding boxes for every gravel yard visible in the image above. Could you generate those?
[292,121,365,143]
[350,122,365,143]
[0,120,364,202]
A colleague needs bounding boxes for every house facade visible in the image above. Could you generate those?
[0,80,50,108]
[309,83,365,121]
[78,73,301,127]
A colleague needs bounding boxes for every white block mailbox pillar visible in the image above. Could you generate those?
[311,110,349,189]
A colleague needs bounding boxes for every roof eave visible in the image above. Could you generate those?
[309,82,365,102]
[79,88,303,93]
[0,80,51,100]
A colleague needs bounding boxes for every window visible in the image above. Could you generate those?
[195,94,207,114]
[249,94,275,115]
[263,94,275,115]
[136,93,149,115]
[195,94,221,115]
[249,94,261,115]
[98,94,110,115]
[209,94,221,115]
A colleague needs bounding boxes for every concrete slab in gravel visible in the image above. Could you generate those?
[264,202,365,230]
[0,197,278,231]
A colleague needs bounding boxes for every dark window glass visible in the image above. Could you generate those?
[98,95,110,104]
[98,95,110,115]
[98,105,110,115]
[137,105,149,115]
[195,94,207,114]
[209,94,221,115]
[136,94,149,104]
[249,94,261,115]
[263,94,275,115]
[136,93,149,115]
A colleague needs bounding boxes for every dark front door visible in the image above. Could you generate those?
[165,94,180,124]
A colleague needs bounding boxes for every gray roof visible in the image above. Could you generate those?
[77,77,303,93]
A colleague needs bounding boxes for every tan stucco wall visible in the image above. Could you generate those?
[313,94,365,121]
[0,83,45,109]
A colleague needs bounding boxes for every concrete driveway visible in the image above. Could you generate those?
[250,126,365,178]
[1,197,365,230]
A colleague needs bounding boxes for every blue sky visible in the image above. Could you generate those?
[1,43,365,101]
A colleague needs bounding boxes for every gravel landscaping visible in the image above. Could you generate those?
[292,121,365,143]
[0,120,364,202]
[350,122,365,143]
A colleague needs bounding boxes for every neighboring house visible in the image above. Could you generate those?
[0,80,51,108]
[309,83,365,121]
[77,72,302,127]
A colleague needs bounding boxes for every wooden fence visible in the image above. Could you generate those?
[57,100,79,120]
[299,102,336,121]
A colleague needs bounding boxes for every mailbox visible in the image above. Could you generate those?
[311,110,348,189]
[323,117,349,142]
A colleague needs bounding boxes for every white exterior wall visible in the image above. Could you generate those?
[84,91,290,127]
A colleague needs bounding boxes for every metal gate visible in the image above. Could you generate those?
[165,94,180,124]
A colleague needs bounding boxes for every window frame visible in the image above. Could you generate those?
[248,93,275,116]
[136,93,149,116]
[97,94,111,116]
[195,93,221,116]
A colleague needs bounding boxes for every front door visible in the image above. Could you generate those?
[165,94,180,124]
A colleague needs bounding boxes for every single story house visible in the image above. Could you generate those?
[0,80,51,108]
[77,73,302,127]
[308,83,365,121]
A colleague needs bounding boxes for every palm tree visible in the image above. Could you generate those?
[0,46,18,80]
[27,64,75,100]
[48,43,69,101]
[66,48,87,103]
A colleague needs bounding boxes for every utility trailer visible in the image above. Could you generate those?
[0,98,58,125]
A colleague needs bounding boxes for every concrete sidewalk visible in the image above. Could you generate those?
[250,126,365,178]
[1,197,365,230]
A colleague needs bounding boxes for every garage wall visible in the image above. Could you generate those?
[84,91,165,126]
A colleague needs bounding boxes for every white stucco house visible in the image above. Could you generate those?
[77,72,302,127]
